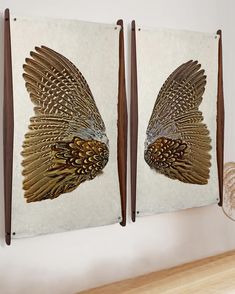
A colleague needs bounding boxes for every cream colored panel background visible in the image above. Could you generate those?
[136,27,219,216]
[1,2,235,294]
[11,16,122,237]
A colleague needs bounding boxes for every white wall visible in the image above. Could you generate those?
[0,1,235,293]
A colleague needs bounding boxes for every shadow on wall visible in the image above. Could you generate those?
[0,119,5,247]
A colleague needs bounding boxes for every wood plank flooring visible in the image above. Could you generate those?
[79,250,235,293]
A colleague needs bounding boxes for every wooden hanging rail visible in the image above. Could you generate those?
[216,29,224,207]
[4,8,14,245]
[117,19,127,226]
[130,20,138,222]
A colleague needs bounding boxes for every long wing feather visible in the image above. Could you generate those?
[145,60,211,185]
[21,46,109,202]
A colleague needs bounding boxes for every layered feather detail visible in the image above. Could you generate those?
[145,60,211,185]
[21,46,109,202]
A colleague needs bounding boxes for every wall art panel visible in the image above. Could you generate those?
[4,13,126,241]
[133,25,220,217]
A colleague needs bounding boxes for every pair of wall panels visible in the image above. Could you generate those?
[3,10,224,245]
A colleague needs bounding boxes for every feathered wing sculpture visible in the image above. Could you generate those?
[144,60,212,185]
[21,46,109,203]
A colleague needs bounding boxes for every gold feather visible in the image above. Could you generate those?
[144,60,211,185]
[21,46,109,203]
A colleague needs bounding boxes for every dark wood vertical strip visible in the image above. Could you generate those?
[117,20,127,226]
[4,9,14,245]
[216,30,224,207]
[131,21,138,222]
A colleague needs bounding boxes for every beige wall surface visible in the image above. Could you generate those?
[0,1,235,294]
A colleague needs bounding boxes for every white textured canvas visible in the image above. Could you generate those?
[10,16,121,237]
[136,26,219,216]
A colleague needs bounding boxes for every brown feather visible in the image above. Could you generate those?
[145,60,211,185]
[21,46,109,202]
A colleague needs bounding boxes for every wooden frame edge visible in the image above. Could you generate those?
[117,20,127,226]
[216,30,224,207]
[130,20,138,222]
[4,8,14,245]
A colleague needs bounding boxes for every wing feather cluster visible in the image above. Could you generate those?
[21,46,109,203]
[145,60,212,184]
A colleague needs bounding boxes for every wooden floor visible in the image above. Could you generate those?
[79,250,235,293]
